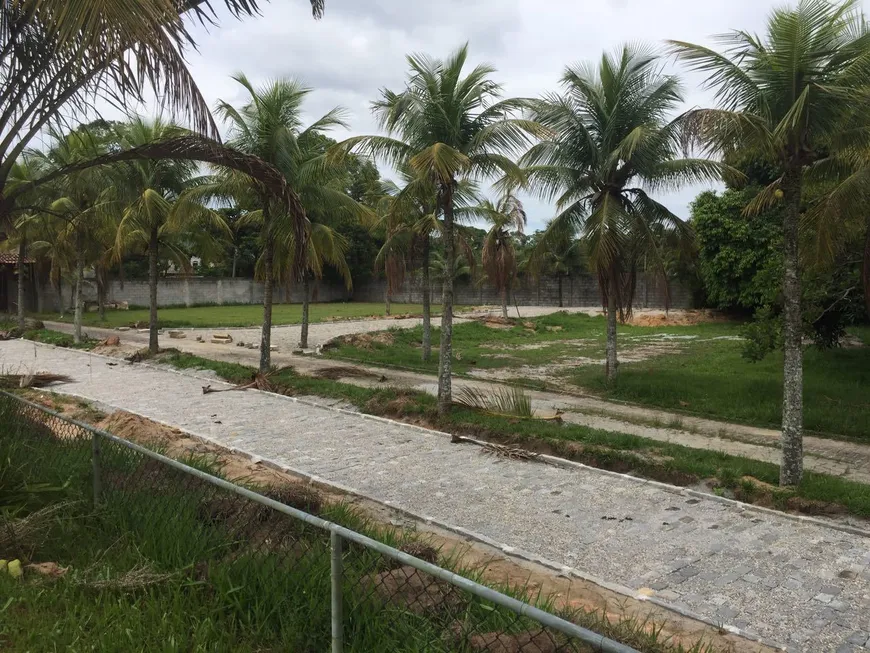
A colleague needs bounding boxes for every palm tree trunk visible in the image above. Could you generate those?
[56,277,64,318]
[73,240,84,344]
[148,226,159,355]
[780,168,804,487]
[385,288,391,316]
[96,267,106,322]
[421,235,432,362]
[558,275,564,308]
[501,287,508,319]
[863,218,870,320]
[231,245,238,279]
[300,272,311,349]
[16,236,26,331]
[438,183,457,428]
[605,274,618,386]
[260,229,274,373]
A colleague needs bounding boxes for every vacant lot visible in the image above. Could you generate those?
[326,312,870,441]
[33,302,430,328]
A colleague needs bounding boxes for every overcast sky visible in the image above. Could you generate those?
[114,0,870,232]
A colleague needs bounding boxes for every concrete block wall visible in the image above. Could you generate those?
[353,273,694,310]
[35,273,694,311]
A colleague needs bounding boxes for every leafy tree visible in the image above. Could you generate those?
[692,188,782,312]
[525,45,721,386]
[339,44,538,418]
[670,0,870,486]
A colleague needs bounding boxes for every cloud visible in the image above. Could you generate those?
[142,0,870,229]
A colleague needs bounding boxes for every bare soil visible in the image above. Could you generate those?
[627,310,728,327]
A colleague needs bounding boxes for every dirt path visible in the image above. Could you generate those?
[45,320,870,488]
[2,339,869,651]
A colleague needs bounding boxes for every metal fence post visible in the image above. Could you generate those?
[92,431,102,507]
[330,530,344,653]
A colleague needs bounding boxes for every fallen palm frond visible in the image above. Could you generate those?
[78,563,177,591]
[476,441,541,462]
[453,385,534,419]
[0,502,76,552]
[0,373,73,389]
[313,366,380,381]
[201,367,291,395]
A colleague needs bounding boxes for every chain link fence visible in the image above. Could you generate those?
[0,390,639,653]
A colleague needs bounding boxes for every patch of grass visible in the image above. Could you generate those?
[572,337,870,441]
[327,312,870,441]
[0,395,712,653]
[21,328,98,350]
[851,325,870,346]
[32,302,442,329]
[162,353,870,520]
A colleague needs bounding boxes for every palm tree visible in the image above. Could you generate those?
[0,0,324,212]
[372,187,413,317]
[375,172,480,360]
[464,195,527,318]
[669,0,870,486]
[27,127,117,343]
[0,1,323,263]
[112,118,228,355]
[524,226,586,308]
[338,44,539,418]
[212,74,364,367]
[5,156,47,330]
[524,45,722,387]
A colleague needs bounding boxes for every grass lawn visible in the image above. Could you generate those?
[324,311,870,441]
[32,302,431,329]
[159,352,870,519]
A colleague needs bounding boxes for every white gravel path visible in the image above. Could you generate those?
[2,339,870,652]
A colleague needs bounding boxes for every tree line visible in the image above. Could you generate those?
[3,0,870,487]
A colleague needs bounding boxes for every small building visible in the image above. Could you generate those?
[0,251,36,315]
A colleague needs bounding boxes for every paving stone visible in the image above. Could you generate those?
[715,606,739,621]
[846,632,869,646]
[677,565,700,578]
[836,645,858,653]
[657,589,681,602]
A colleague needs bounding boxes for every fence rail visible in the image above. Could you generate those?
[0,390,639,653]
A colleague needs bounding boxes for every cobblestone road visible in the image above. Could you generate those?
[3,340,870,652]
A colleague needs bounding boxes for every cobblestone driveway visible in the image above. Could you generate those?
[2,340,869,652]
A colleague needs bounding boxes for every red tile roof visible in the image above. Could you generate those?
[0,252,34,265]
